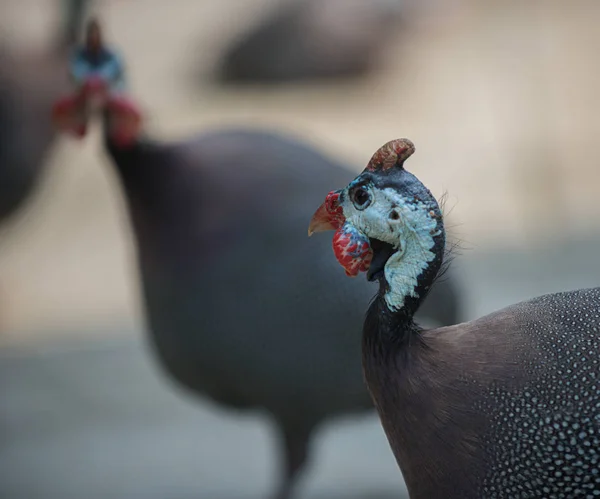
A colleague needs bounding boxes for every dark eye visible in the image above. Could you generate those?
[351,187,371,210]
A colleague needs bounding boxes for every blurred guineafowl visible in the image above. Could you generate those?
[215,0,407,84]
[102,125,463,498]
[88,66,464,496]
[310,138,600,499]
[0,0,89,224]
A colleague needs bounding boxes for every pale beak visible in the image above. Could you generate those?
[308,202,338,236]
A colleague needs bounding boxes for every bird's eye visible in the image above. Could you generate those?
[351,187,371,210]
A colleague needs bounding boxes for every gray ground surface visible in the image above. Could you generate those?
[0,336,404,499]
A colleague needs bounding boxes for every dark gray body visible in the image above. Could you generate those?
[0,48,60,221]
[365,287,600,499]
[0,0,88,224]
[105,128,462,497]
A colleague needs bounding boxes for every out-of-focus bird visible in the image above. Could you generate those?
[82,69,463,497]
[0,0,89,224]
[215,0,408,84]
[310,138,600,499]
[100,122,463,498]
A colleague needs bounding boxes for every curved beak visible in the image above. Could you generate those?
[308,202,337,236]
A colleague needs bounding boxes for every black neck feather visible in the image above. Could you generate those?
[100,113,182,223]
[364,297,418,348]
[104,133,166,199]
[364,217,446,350]
[101,118,209,248]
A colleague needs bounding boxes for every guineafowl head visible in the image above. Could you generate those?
[309,138,446,314]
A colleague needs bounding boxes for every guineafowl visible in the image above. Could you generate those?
[215,0,406,84]
[309,137,600,499]
[96,102,463,497]
[0,0,89,223]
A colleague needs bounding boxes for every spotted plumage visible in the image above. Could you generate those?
[476,289,600,499]
[102,128,465,499]
[309,139,600,499]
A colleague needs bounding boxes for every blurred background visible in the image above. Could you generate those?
[1,0,600,498]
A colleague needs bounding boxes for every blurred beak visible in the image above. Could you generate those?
[308,202,337,236]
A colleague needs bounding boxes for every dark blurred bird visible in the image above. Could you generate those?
[215,0,407,84]
[310,138,600,499]
[0,0,89,224]
[99,113,463,498]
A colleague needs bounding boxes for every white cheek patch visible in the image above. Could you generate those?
[345,188,441,311]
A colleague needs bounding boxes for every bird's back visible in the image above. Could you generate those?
[475,287,600,498]
[372,287,600,499]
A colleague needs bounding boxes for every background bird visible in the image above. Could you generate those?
[0,0,89,224]
[309,138,600,499]
[213,0,408,84]
[2,1,600,498]
[99,107,464,499]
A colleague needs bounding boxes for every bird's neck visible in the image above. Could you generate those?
[361,265,438,403]
[102,131,185,271]
[364,296,419,348]
[383,208,446,310]
[366,227,446,346]
[104,136,172,208]
[361,297,424,422]
[102,126,204,241]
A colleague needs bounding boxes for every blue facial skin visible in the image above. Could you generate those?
[335,167,445,312]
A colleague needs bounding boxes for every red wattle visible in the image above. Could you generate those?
[332,222,373,277]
